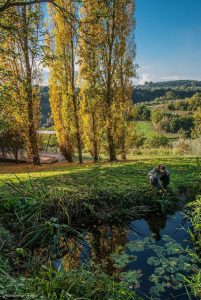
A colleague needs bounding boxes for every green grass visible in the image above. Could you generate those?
[0,157,200,300]
[0,157,200,197]
[136,120,179,140]
[135,121,155,138]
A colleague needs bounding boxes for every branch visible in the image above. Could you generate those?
[0,0,62,13]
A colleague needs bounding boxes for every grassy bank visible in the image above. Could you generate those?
[0,157,200,228]
[0,156,200,299]
[0,156,200,193]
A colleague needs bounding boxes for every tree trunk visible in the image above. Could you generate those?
[13,149,18,164]
[105,77,117,161]
[70,28,83,164]
[60,145,73,163]
[92,113,98,163]
[1,147,5,158]
[105,0,117,162]
[121,142,126,161]
[107,128,117,162]
[22,6,40,165]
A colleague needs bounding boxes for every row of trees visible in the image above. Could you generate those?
[47,0,136,162]
[0,0,136,164]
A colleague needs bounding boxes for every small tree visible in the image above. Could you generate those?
[192,108,201,138]
[0,128,24,163]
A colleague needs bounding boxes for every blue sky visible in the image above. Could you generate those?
[135,0,201,84]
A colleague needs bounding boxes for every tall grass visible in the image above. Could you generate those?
[187,195,201,250]
[30,266,141,300]
[184,176,201,298]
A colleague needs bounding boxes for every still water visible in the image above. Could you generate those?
[60,211,198,300]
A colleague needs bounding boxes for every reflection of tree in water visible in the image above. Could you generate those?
[62,225,128,273]
[89,225,128,273]
[61,214,167,272]
[62,237,83,270]
[145,213,167,241]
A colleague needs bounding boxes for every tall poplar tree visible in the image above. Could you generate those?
[79,1,104,162]
[48,0,83,163]
[79,0,136,161]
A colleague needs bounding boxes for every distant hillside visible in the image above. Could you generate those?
[133,80,201,104]
[136,80,201,89]
[40,80,201,125]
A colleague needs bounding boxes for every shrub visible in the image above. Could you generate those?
[151,110,194,136]
[165,90,179,100]
[133,105,151,121]
[192,107,201,138]
[172,139,190,155]
[131,131,146,148]
[167,102,176,110]
[151,109,166,126]
[169,116,194,135]
[0,128,25,163]
[144,134,169,148]
[189,92,201,110]
[167,100,190,111]
[189,138,201,156]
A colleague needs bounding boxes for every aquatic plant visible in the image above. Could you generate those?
[111,235,199,297]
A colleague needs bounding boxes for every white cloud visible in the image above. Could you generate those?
[134,70,201,85]
[137,73,152,85]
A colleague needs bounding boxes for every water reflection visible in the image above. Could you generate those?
[59,211,194,299]
[62,213,172,271]
[62,225,129,273]
[145,213,167,241]
[89,225,129,272]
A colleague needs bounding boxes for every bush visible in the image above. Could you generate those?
[167,100,190,111]
[165,90,179,100]
[172,138,201,155]
[189,138,201,156]
[133,105,151,121]
[189,92,201,111]
[151,109,166,126]
[169,116,194,135]
[167,102,176,110]
[151,109,194,136]
[192,107,201,138]
[131,131,146,148]
[144,134,169,148]
[0,128,25,163]
[172,139,190,155]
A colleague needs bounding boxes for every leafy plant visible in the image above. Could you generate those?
[111,235,199,297]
